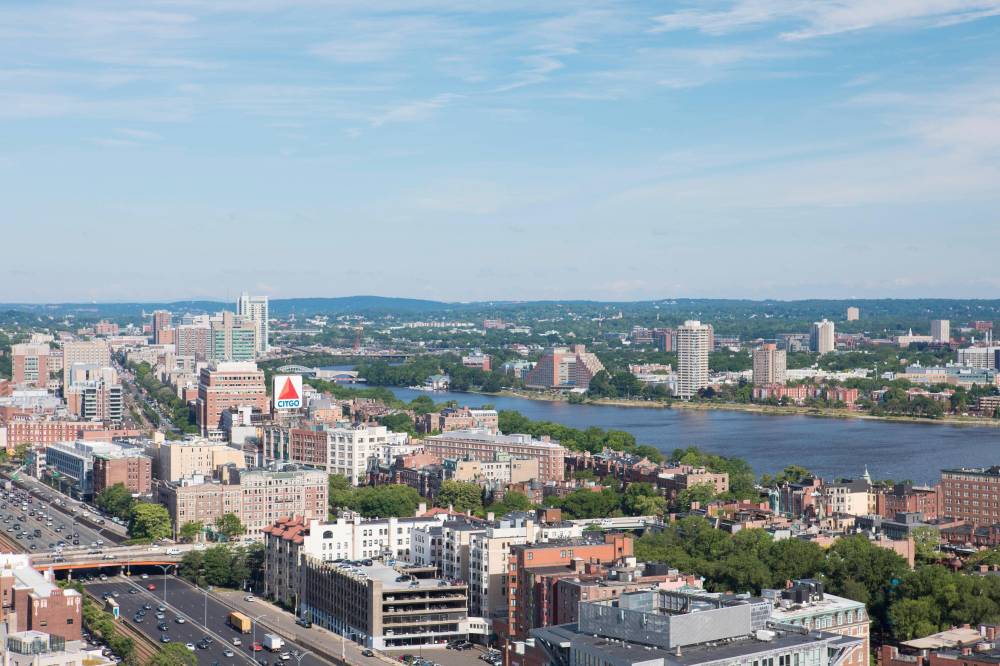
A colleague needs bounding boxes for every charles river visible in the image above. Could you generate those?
[383,387,1000,484]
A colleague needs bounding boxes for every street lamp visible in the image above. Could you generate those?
[291,649,312,666]
[251,613,269,655]
[152,564,171,604]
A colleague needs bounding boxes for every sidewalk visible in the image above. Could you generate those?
[210,588,399,666]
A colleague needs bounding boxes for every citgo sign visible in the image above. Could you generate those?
[274,375,303,409]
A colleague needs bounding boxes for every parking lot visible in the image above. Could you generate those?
[86,576,329,666]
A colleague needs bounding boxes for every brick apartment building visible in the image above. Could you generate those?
[423,430,566,483]
[11,343,49,389]
[92,451,152,495]
[523,345,605,390]
[0,554,82,642]
[941,467,1000,526]
[506,534,633,639]
[878,483,941,520]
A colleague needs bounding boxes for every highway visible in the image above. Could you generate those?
[0,484,112,557]
[3,471,129,541]
[86,576,331,666]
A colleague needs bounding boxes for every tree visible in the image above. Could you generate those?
[128,503,172,541]
[486,491,533,516]
[554,489,622,520]
[202,546,234,586]
[378,412,416,436]
[436,481,483,514]
[622,483,667,516]
[151,642,198,666]
[675,483,717,511]
[178,521,203,543]
[353,484,422,518]
[328,474,355,514]
[215,513,245,539]
[889,598,941,640]
[95,483,134,520]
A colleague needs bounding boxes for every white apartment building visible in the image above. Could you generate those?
[811,319,836,355]
[328,423,411,485]
[676,320,711,399]
[237,292,269,354]
[931,319,951,343]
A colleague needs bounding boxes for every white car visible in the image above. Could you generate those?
[185,643,195,651]
[244,595,256,602]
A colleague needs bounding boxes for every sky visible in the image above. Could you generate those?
[2,0,1000,303]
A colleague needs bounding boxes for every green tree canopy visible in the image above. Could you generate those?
[214,513,245,539]
[128,503,172,541]
[95,483,134,520]
[178,521,203,543]
[436,480,484,514]
[151,642,198,666]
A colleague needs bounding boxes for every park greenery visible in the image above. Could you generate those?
[61,579,138,665]
[639,515,1000,643]
[328,474,423,518]
[178,543,265,590]
[127,503,172,541]
[498,410,664,463]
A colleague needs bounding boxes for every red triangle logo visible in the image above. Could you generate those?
[278,378,299,401]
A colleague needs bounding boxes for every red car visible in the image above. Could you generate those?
[147,584,156,591]
[252,643,263,652]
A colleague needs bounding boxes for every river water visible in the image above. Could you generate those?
[383,387,1000,483]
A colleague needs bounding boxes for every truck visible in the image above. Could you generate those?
[228,611,251,634]
[262,634,285,652]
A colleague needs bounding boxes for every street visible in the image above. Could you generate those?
[0,482,113,557]
[86,576,330,666]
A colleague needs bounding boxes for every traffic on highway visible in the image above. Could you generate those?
[86,576,328,666]
[0,484,114,558]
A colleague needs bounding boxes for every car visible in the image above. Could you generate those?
[133,616,144,623]
[232,637,242,646]
[112,592,119,598]
[244,595,256,602]
[362,650,375,657]
[295,617,312,628]
[280,654,291,661]
[157,605,166,612]
[143,604,152,610]
[175,617,186,624]
[155,612,164,619]
[197,640,210,650]
[252,642,263,652]
[158,622,168,631]
[128,589,138,595]
[185,643,195,651]
[223,649,235,657]
[140,573,149,579]
[146,584,156,591]
[160,635,171,643]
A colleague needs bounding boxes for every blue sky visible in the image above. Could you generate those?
[2,1,1000,302]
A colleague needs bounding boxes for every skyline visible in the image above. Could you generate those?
[3,1,1000,302]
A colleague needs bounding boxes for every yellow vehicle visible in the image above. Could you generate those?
[228,611,251,634]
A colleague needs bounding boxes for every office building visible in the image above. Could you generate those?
[676,320,711,399]
[531,588,863,666]
[209,311,257,362]
[64,365,122,425]
[0,554,82,643]
[262,512,448,608]
[196,362,268,435]
[11,343,50,389]
[60,341,110,394]
[299,559,478,650]
[523,345,605,390]
[44,440,147,499]
[423,430,566,483]
[237,292,269,354]
[766,580,869,666]
[752,343,787,386]
[158,466,328,540]
[811,319,836,355]
[653,328,675,352]
[957,346,1000,369]
[153,437,246,482]
[846,307,860,321]
[151,310,173,345]
[931,319,950,344]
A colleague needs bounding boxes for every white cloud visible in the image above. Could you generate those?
[651,0,1000,39]
[369,93,461,126]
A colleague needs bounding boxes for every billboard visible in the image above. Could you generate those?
[273,375,303,410]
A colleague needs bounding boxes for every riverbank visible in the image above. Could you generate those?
[460,387,1000,428]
